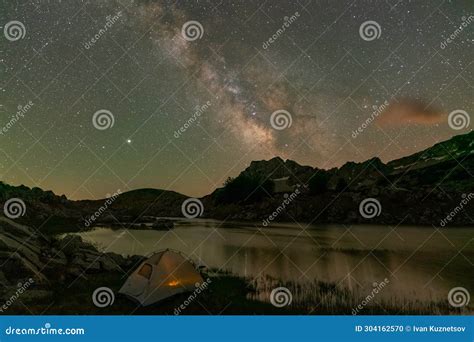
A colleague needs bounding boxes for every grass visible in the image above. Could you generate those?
[4,223,471,315]
[3,269,471,315]
[5,272,287,315]
[246,277,466,315]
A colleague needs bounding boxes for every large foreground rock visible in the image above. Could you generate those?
[0,216,140,306]
[0,217,48,283]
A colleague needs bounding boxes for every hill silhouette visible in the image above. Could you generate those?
[0,131,472,229]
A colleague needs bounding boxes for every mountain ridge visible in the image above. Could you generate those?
[0,131,472,229]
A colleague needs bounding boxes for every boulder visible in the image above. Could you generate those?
[70,255,101,272]
[104,252,127,267]
[0,233,43,268]
[0,217,41,239]
[0,217,48,283]
[57,235,84,256]
[0,251,47,283]
[99,254,123,271]
[43,251,68,270]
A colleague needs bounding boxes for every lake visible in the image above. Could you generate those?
[75,219,474,310]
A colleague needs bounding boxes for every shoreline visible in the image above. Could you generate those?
[0,217,472,315]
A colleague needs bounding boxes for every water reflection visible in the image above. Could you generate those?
[75,219,474,307]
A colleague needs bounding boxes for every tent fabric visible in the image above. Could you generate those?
[119,249,204,306]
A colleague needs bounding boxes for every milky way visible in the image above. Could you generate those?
[1,0,472,199]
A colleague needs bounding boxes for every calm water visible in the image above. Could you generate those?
[75,219,474,307]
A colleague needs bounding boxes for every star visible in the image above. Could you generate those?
[1,0,471,200]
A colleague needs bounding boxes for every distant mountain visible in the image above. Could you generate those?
[78,188,187,220]
[388,130,473,171]
[238,157,316,185]
[0,184,187,232]
[222,131,473,193]
[203,131,474,225]
[386,131,474,192]
[0,131,472,229]
[0,183,77,222]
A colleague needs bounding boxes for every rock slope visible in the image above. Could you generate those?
[0,217,143,312]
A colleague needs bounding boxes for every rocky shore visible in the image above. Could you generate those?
[0,216,281,315]
[0,216,145,313]
[0,216,469,315]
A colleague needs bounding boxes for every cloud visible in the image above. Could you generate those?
[377,99,445,126]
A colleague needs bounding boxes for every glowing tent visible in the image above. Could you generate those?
[119,249,204,306]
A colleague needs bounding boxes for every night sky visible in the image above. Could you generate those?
[1,0,472,199]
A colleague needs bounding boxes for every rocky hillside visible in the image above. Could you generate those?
[386,131,474,192]
[0,216,144,311]
[0,131,472,228]
[0,185,187,233]
[77,188,187,222]
[204,131,474,226]
[238,157,317,186]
